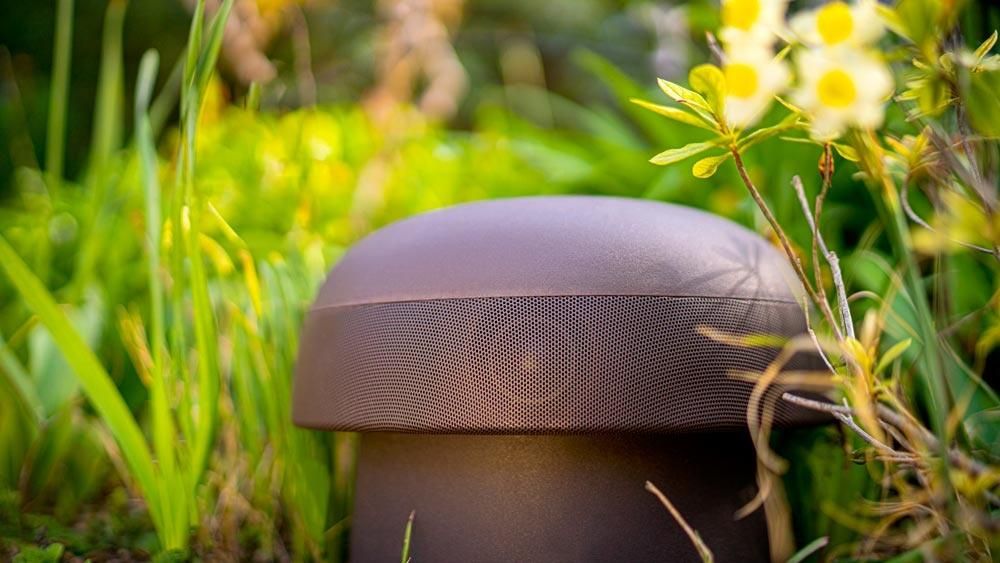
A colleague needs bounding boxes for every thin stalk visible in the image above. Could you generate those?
[136,49,188,550]
[46,0,73,189]
[729,148,844,341]
[90,0,127,173]
[401,510,416,563]
[177,0,235,491]
[782,393,989,478]
[809,146,836,334]
[646,481,714,563]
[792,175,853,340]
[149,51,186,138]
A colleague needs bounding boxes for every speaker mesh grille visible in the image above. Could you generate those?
[293,295,822,433]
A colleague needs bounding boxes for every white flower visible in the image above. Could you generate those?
[723,50,791,129]
[789,0,883,48]
[719,0,788,49]
[792,48,893,140]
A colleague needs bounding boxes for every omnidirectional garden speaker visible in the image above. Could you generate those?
[293,196,826,563]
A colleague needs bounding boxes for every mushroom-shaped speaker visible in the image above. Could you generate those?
[294,196,823,562]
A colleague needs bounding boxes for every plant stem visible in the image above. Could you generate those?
[646,481,715,563]
[782,392,989,478]
[46,0,73,190]
[729,148,844,341]
[792,175,853,340]
[90,0,127,173]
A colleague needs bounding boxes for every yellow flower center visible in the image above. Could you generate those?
[722,0,761,31]
[816,1,853,45]
[817,69,856,107]
[725,63,759,98]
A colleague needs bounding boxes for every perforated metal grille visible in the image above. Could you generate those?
[293,296,822,433]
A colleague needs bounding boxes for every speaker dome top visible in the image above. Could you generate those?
[294,196,823,433]
[313,196,801,308]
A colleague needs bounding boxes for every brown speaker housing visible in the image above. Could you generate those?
[293,196,824,562]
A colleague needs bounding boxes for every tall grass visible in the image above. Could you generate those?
[44,0,73,192]
[0,0,236,554]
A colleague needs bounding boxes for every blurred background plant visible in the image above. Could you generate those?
[0,0,998,560]
[637,0,1000,560]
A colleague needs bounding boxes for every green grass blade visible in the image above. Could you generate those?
[45,0,73,189]
[182,0,206,103]
[149,51,185,138]
[135,47,178,493]
[90,0,127,172]
[400,510,415,563]
[186,203,220,484]
[787,536,828,563]
[0,236,163,539]
[195,0,235,98]
[175,0,234,484]
[0,332,44,421]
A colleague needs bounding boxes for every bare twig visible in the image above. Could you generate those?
[646,481,715,563]
[782,393,991,478]
[730,149,845,342]
[800,299,839,374]
[792,175,855,339]
[832,406,908,458]
[705,31,726,66]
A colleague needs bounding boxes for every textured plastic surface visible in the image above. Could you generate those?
[294,196,822,432]
[295,295,824,432]
[311,196,802,307]
[350,432,769,563]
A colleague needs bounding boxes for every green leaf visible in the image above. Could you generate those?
[194,0,235,98]
[974,30,997,62]
[692,153,731,178]
[135,49,184,535]
[787,537,828,563]
[657,78,717,123]
[629,98,718,131]
[875,4,910,41]
[736,114,801,151]
[183,0,205,96]
[895,0,943,49]
[832,142,859,162]
[401,510,416,563]
[688,64,726,117]
[778,136,815,145]
[875,338,912,375]
[90,0,127,172]
[649,142,716,166]
[774,95,803,115]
